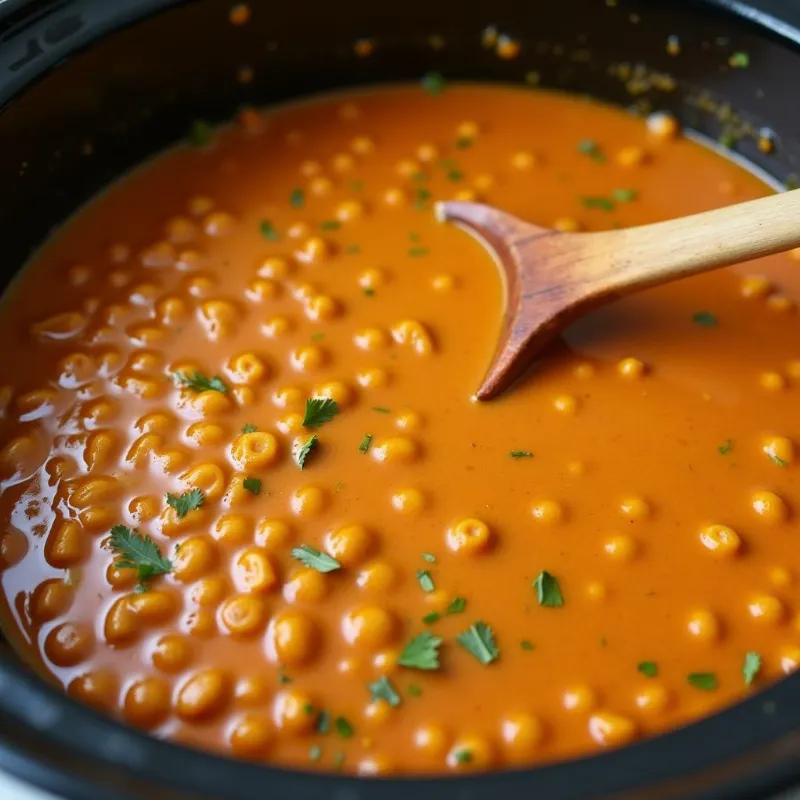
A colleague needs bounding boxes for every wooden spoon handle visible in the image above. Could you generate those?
[591,189,800,291]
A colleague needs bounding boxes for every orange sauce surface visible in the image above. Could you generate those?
[1,84,799,775]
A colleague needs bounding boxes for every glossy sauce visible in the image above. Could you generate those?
[0,85,798,774]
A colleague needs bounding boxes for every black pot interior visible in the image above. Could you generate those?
[0,0,800,798]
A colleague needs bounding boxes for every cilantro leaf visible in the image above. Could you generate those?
[417,570,435,593]
[259,220,279,241]
[406,684,422,696]
[688,672,718,691]
[290,187,305,208]
[638,661,658,678]
[521,639,535,651]
[358,434,373,454]
[692,311,718,327]
[453,749,472,764]
[612,188,638,203]
[315,709,330,734]
[175,371,228,394]
[398,631,442,670]
[768,452,788,467]
[743,651,762,686]
[302,397,340,429]
[510,451,533,459]
[577,139,606,162]
[422,552,436,563]
[165,488,204,519]
[422,611,440,625]
[580,196,615,211]
[533,570,564,607]
[320,219,342,231]
[243,477,261,495]
[367,675,401,707]
[718,439,733,455]
[293,434,318,469]
[109,525,172,588]
[421,71,446,95]
[334,717,354,739]
[290,544,341,573]
[446,596,467,615]
[456,621,499,665]
[241,423,258,433]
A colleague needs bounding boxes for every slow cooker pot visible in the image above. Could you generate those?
[0,0,799,797]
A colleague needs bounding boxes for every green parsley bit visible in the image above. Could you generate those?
[520,640,535,651]
[638,661,658,678]
[189,119,213,147]
[334,716,354,739]
[533,570,564,607]
[417,569,435,593]
[175,371,228,394]
[453,748,473,764]
[242,477,261,495]
[718,439,733,455]
[367,675,401,707]
[259,220,279,241]
[456,621,499,665]
[290,187,305,208]
[422,553,437,563]
[577,139,606,162]
[692,311,718,327]
[510,451,533,459]
[446,169,464,182]
[109,525,172,590]
[320,219,342,231]
[446,596,467,615]
[743,651,762,686]
[241,423,258,433]
[612,188,638,202]
[768,452,788,467]
[315,709,331,734]
[302,397,339,429]
[407,684,422,696]
[292,434,318,469]
[729,51,750,68]
[408,247,430,257]
[166,488,204,519]
[455,136,473,149]
[581,196,615,211]
[311,331,325,342]
[308,744,322,761]
[421,71,446,95]
[372,406,391,413]
[687,672,719,691]
[363,288,376,297]
[398,631,442,670]
[358,434,373,454]
[345,244,361,254]
[422,611,440,625]
[290,544,341,573]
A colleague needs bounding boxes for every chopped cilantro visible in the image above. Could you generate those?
[311,331,325,342]
[510,451,533,459]
[612,188,638,202]
[293,434,318,469]
[453,749,473,764]
[372,406,391,413]
[308,744,322,761]
[422,552,437,563]
[421,71,446,95]
[367,675,401,707]
[108,525,172,590]
[175,371,228,394]
[407,684,422,696]
[398,631,442,670]
[243,477,261,495]
[290,544,341,573]
[718,439,733,455]
[533,570,564,607]
[520,639,535,651]
[165,488,204,519]
[446,169,464,182]
[363,287,376,297]
[455,136,473,149]
[692,311,718,327]
[638,661,658,678]
[302,397,339,428]
[346,244,361,254]
[315,709,330,734]
[334,717,354,739]
[417,570,435,593]
[688,672,718,691]
[446,596,467,615]
[409,247,429,257]
[577,139,606,163]
[743,651,762,686]
[320,219,342,231]
[259,220,279,241]
[768,452,788,467]
[358,434,373,454]
[241,423,258,433]
[456,621,499,665]
[581,196,615,211]
[422,611,441,625]
[290,187,305,208]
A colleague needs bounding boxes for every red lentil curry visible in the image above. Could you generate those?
[0,83,798,775]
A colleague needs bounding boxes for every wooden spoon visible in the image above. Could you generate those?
[437,190,800,400]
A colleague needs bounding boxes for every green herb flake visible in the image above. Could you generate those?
[453,749,473,764]
[455,136,473,149]
[367,675,401,707]
[456,621,499,665]
[743,651,762,686]
[350,180,364,192]
[277,670,292,684]
[243,477,261,495]
[302,397,339,429]
[417,570,435,593]
[165,488,205,519]
[687,672,719,691]
[729,51,750,68]
[533,570,564,607]
[407,684,422,696]
[189,119,213,147]
[408,247,430,257]
[520,639,535,651]
[612,188,638,202]
[241,423,258,433]
[334,717,354,739]
[422,553,437,563]
[718,439,733,455]
[768,453,789,468]
[290,544,341,573]
[638,661,658,678]
[109,525,172,589]
[259,220,280,241]
[315,709,331,734]
[308,744,322,761]
[290,187,305,209]
[320,219,342,231]
[421,71,446,95]
[358,434,373,454]
[175,371,228,394]
[510,450,533,459]
[413,187,432,209]
[372,406,391,414]
[446,169,464,182]
[422,611,441,625]
[363,288,376,297]
[311,331,325,342]
[446,596,467,615]
[577,139,606,163]
[398,631,443,670]
[692,311,718,327]
[581,196,615,211]
[293,434,319,469]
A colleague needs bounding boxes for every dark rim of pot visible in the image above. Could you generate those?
[0,1,798,799]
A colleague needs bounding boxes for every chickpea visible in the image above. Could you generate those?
[356,561,398,593]
[176,669,232,720]
[268,610,319,665]
[173,536,218,582]
[563,685,598,712]
[220,594,267,636]
[272,688,316,734]
[635,684,671,713]
[230,714,273,758]
[128,589,179,624]
[124,677,172,728]
[751,490,789,524]
[290,486,327,517]
[44,621,94,667]
[68,669,118,711]
[588,712,638,747]
[699,525,741,557]
[748,594,785,624]
[531,500,565,524]
[151,634,194,673]
[446,518,492,555]
[255,519,292,549]
[501,712,545,759]
[325,524,373,566]
[446,735,493,770]
[30,579,73,623]
[604,534,638,561]
[104,596,140,645]
[687,609,721,642]
[342,606,397,649]
[413,723,449,757]
[371,437,419,464]
[234,547,278,593]
[230,431,279,469]
[283,568,329,603]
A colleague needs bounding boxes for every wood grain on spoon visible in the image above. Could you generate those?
[437,190,800,400]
